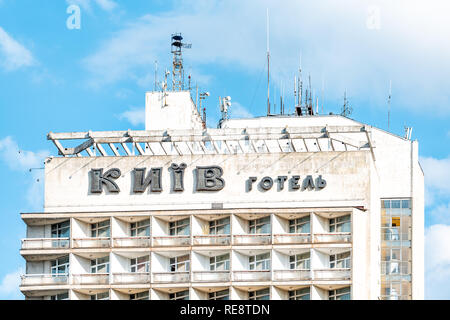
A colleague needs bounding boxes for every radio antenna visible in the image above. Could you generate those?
[388,80,392,131]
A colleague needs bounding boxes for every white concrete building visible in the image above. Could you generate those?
[19,89,424,300]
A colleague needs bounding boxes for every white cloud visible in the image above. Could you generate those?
[230,102,253,119]
[82,0,450,114]
[0,137,49,210]
[94,0,117,11]
[420,156,450,205]
[0,27,35,71]
[66,0,117,12]
[0,268,24,300]
[117,107,145,126]
[425,224,450,299]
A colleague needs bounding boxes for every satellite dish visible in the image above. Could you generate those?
[172,35,183,41]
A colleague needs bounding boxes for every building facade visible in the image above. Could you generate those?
[19,90,424,300]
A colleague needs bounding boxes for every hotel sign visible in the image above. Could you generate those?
[89,163,326,194]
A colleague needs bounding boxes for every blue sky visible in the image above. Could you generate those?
[0,0,449,299]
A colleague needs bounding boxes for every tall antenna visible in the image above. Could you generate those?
[171,33,191,91]
[341,90,353,117]
[388,80,392,131]
[321,78,324,114]
[266,8,270,116]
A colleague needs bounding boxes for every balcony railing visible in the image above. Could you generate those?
[273,269,312,281]
[192,235,231,246]
[379,295,410,300]
[152,236,191,247]
[72,273,109,285]
[72,237,110,248]
[313,269,351,280]
[233,270,271,282]
[273,234,311,244]
[20,274,68,286]
[382,232,410,241]
[313,233,352,243]
[192,271,231,282]
[112,272,151,284]
[112,236,151,248]
[152,272,190,283]
[233,234,271,245]
[21,238,70,250]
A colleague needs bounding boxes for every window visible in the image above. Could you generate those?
[329,287,351,300]
[51,221,70,238]
[329,215,351,233]
[131,219,150,237]
[91,220,110,237]
[249,253,270,271]
[289,216,310,233]
[249,216,270,234]
[51,256,69,275]
[208,289,229,300]
[249,288,270,300]
[170,255,190,272]
[289,252,310,270]
[50,292,69,300]
[210,254,230,271]
[91,292,109,300]
[130,256,150,273]
[130,291,149,300]
[209,217,230,235]
[169,290,189,300]
[330,252,351,269]
[91,256,110,273]
[289,287,310,300]
[169,218,190,236]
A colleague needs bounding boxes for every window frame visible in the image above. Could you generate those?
[130,219,150,237]
[169,218,190,236]
[249,216,271,234]
[249,252,271,271]
[90,256,110,274]
[210,253,230,271]
[91,220,110,238]
[169,254,190,272]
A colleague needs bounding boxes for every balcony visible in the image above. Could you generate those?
[233,234,271,245]
[192,271,231,282]
[112,236,151,248]
[21,238,70,250]
[233,270,271,282]
[72,237,110,248]
[72,273,110,285]
[20,274,68,286]
[112,272,151,284]
[273,234,311,244]
[313,233,351,243]
[192,235,231,246]
[313,269,351,280]
[273,270,312,281]
[381,261,411,281]
[152,272,190,283]
[152,236,191,247]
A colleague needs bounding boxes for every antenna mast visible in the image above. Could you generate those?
[388,80,392,131]
[266,8,270,116]
[341,90,353,117]
[171,33,191,91]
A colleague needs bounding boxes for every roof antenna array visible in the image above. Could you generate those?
[171,33,191,91]
[341,90,353,117]
[388,80,392,131]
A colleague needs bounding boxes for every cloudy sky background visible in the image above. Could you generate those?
[0,0,449,298]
